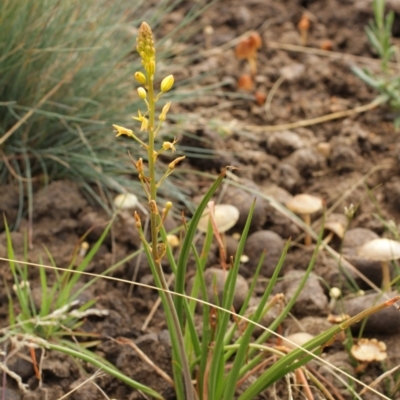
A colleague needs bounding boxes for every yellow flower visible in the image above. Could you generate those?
[162,137,178,152]
[159,102,171,121]
[132,110,148,132]
[113,124,134,138]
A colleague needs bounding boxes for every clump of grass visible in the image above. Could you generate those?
[352,0,400,126]
[0,0,207,223]
[2,216,165,398]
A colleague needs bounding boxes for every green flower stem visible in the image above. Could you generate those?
[146,72,195,400]
[146,61,158,268]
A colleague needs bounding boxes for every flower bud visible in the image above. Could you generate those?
[134,211,142,229]
[134,72,147,85]
[137,22,156,61]
[161,75,174,93]
[166,234,179,248]
[148,60,156,77]
[137,87,147,99]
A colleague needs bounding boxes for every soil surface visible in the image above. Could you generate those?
[2,0,400,399]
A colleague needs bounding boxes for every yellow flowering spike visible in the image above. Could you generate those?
[137,22,156,77]
[160,75,174,93]
[113,124,134,138]
[136,22,155,58]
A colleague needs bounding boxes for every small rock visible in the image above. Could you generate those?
[158,329,171,347]
[283,332,314,350]
[221,186,267,231]
[136,332,159,346]
[340,291,400,334]
[286,148,326,178]
[342,228,379,250]
[282,271,328,317]
[7,350,34,380]
[42,351,80,379]
[279,63,305,81]
[342,228,386,288]
[317,351,354,392]
[245,295,283,337]
[187,234,218,271]
[286,316,333,336]
[244,230,285,278]
[187,267,249,311]
[223,234,240,261]
[286,248,342,289]
[137,274,158,298]
[179,128,235,171]
[266,130,304,158]
[260,185,301,238]
[272,162,302,193]
[261,184,293,205]
[316,142,331,158]
[329,145,360,171]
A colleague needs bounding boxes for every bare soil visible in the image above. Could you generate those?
[2,0,400,399]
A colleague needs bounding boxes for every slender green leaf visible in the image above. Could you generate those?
[208,200,256,399]
[175,168,228,325]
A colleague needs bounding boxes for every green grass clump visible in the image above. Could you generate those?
[3,217,164,398]
[0,0,205,220]
[352,0,400,126]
